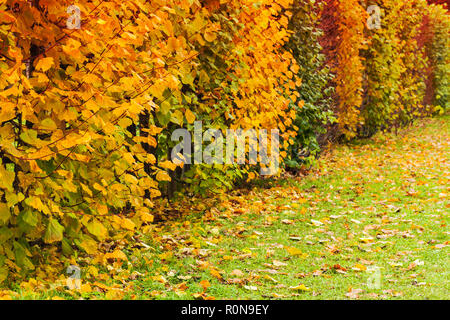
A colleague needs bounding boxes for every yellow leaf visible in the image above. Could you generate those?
[140,212,154,223]
[285,246,307,257]
[159,251,173,260]
[81,283,92,293]
[36,72,49,83]
[167,37,180,51]
[41,118,57,130]
[359,237,374,243]
[204,32,217,42]
[35,57,54,72]
[263,275,278,283]
[105,289,125,300]
[352,263,367,271]
[290,284,311,291]
[153,275,167,284]
[0,203,11,225]
[87,266,99,278]
[185,109,196,124]
[86,219,108,240]
[79,238,98,254]
[104,249,127,261]
[210,269,222,279]
[120,218,135,231]
[160,160,177,171]
[156,171,171,182]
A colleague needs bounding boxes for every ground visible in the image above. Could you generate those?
[7,115,450,300]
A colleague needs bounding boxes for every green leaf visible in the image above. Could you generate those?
[156,110,171,127]
[0,266,8,284]
[22,209,38,227]
[14,241,34,270]
[20,129,38,145]
[0,226,13,244]
[62,238,74,256]
[86,219,108,240]
[160,101,171,115]
[0,203,11,225]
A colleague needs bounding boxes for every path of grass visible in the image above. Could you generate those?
[7,116,449,300]
[122,115,448,300]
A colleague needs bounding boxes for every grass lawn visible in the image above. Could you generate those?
[7,115,449,300]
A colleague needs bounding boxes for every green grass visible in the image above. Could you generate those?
[121,115,448,300]
[8,116,449,300]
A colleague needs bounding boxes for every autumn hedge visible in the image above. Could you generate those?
[0,0,448,283]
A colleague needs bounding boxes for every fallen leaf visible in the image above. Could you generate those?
[290,284,311,291]
[200,280,210,291]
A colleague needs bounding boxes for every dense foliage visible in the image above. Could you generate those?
[285,0,334,169]
[361,0,430,136]
[0,0,448,284]
[426,3,450,111]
